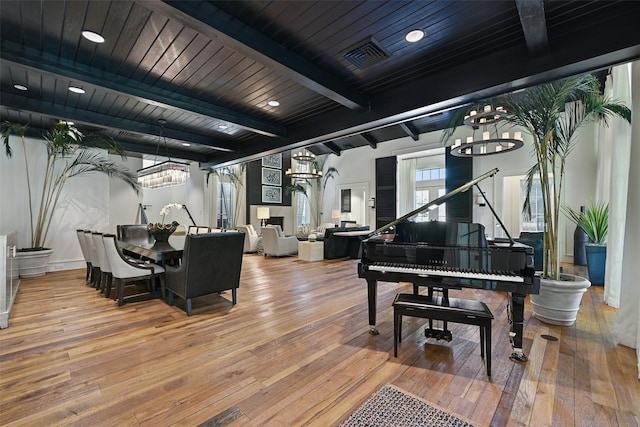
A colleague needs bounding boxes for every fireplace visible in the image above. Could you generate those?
[266,216,284,229]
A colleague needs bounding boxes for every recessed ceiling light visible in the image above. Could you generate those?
[218,124,228,129]
[68,86,85,94]
[13,84,28,91]
[82,30,105,44]
[182,143,191,147]
[405,29,425,43]
[267,100,280,107]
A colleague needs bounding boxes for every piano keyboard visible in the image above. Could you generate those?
[366,262,525,283]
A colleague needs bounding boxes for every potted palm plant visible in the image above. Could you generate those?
[495,74,630,325]
[564,201,609,285]
[1,120,140,277]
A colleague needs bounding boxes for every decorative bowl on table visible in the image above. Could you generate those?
[148,221,179,243]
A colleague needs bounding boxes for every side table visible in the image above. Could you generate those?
[298,241,324,262]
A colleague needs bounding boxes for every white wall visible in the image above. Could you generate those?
[0,134,206,272]
[325,122,600,263]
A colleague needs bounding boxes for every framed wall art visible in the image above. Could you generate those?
[341,188,351,212]
[261,153,282,169]
[261,168,281,186]
[262,185,282,203]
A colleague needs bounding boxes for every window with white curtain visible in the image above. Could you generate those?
[216,181,235,228]
[520,177,552,232]
[295,183,311,230]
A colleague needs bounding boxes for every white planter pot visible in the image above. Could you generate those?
[15,249,54,278]
[530,274,591,326]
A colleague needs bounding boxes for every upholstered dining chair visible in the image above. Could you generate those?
[102,234,165,307]
[165,232,244,316]
[261,225,298,257]
[87,231,103,289]
[237,225,259,253]
[187,225,211,234]
[76,229,92,284]
[91,232,113,298]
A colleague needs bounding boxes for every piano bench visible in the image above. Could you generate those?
[393,293,494,376]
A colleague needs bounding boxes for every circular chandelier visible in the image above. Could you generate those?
[286,149,323,179]
[450,105,524,157]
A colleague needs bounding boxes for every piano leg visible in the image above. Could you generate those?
[508,292,528,362]
[367,279,379,335]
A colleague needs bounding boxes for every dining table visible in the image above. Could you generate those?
[118,235,186,265]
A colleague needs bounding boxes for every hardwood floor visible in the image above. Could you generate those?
[1,256,638,426]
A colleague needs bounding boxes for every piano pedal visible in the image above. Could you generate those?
[424,328,453,342]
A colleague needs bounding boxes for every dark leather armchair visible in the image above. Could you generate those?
[515,232,544,271]
[165,232,244,316]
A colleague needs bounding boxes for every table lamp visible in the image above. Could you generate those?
[257,207,270,227]
[332,209,341,227]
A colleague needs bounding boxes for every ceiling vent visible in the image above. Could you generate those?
[343,36,391,69]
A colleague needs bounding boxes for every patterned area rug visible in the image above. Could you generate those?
[340,384,474,427]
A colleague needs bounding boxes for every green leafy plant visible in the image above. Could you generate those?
[563,202,609,244]
[1,120,140,249]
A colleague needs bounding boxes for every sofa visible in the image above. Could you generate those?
[320,226,370,259]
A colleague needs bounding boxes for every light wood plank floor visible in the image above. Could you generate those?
[1,256,638,426]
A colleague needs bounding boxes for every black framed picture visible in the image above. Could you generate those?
[261,153,282,169]
[341,189,351,213]
[261,168,281,186]
[262,185,282,203]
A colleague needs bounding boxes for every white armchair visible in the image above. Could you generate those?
[237,225,260,253]
[261,225,298,257]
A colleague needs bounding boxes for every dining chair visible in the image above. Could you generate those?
[76,229,92,284]
[92,232,114,298]
[102,234,166,307]
[86,231,102,289]
[165,232,243,316]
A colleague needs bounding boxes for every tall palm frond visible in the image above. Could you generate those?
[2,120,138,248]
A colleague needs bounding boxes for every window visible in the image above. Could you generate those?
[217,181,235,228]
[415,167,446,222]
[520,177,551,232]
[295,183,311,230]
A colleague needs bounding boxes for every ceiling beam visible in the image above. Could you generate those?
[0,40,286,138]
[201,8,640,168]
[361,133,377,149]
[515,0,549,57]
[323,141,342,156]
[0,91,240,153]
[147,1,369,110]
[115,141,207,163]
[399,122,419,141]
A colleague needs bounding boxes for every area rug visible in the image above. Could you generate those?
[339,384,474,427]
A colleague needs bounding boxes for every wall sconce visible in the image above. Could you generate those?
[476,194,486,207]
[368,198,376,208]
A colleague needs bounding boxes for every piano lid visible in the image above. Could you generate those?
[366,167,499,238]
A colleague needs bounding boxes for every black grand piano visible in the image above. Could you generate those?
[358,168,540,362]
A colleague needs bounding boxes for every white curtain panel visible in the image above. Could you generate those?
[398,158,417,216]
[602,64,633,308]
[615,60,640,378]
